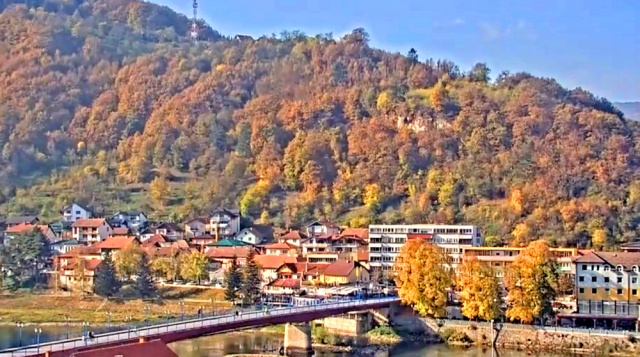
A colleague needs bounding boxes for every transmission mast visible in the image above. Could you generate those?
[190,0,199,40]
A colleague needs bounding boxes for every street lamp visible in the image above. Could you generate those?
[16,322,24,347]
[82,322,89,344]
[64,316,70,339]
[34,328,42,354]
[105,311,112,330]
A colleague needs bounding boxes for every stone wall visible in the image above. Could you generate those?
[420,319,640,356]
[321,312,372,336]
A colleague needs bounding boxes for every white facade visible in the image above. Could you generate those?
[235,228,264,245]
[306,221,340,237]
[210,209,241,238]
[368,224,483,271]
[72,220,112,243]
[62,203,92,222]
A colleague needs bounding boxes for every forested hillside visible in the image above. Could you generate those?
[1,0,639,249]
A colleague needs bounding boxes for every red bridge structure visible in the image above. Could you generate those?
[0,297,399,357]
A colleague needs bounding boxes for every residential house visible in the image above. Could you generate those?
[621,242,640,253]
[278,230,308,247]
[235,227,268,245]
[4,223,58,243]
[94,236,140,255]
[273,262,329,285]
[209,208,241,239]
[112,227,131,236]
[110,211,148,230]
[265,242,298,256]
[462,247,581,278]
[50,240,82,255]
[5,216,39,228]
[573,251,640,318]
[306,221,340,237]
[264,278,302,295]
[154,222,184,240]
[301,234,333,256]
[319,261,370,286]
[205,246,257,271]
[58,259,103,292]
[61,203,92,222]
[184,218,209,237]
[49,221,73,240]
[209,239,249,248]
[189,234,217,247]
[71,218,112,243]
[331,230,368,261]
[142,234,169,249]
[255,255,300,283]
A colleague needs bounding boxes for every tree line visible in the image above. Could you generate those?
[395,240,559,324]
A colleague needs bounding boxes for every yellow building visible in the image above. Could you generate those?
[462,247,581,278]
[319,261,370,286]
[573,251,640,317]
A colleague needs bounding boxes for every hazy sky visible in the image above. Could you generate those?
[156,0,639,102]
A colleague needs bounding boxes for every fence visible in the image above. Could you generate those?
[0,297,399,357]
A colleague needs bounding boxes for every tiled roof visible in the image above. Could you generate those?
[574,251,640,269]
[255,255,299,269]
[5,223,49,235]
[206,246,256,259]
[267,278,301,289]
[307,220,340,229]
[72,218,107,228]
[60,245,102,258]
[112,227,130,235]
[146,246,189,257]
[5,216,38,225]
[95,236,138,250]
[322,260,366,277]
[339,228,369,240]
[211,208,239,218]
[155,222,184,232]
[265,242,297,250]
[146,234,168,244]
[61,258,103,272]
[70,339,178,357]
[210,239,249,247]
[172,239,190,249]
[184,217,209,225]
[294,262,329,275]
[280,230,308,240]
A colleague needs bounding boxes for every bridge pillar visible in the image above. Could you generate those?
[284,322,313,357]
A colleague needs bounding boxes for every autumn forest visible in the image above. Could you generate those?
[1,0,639,250]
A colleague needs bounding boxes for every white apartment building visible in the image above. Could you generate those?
[368,224,483,272]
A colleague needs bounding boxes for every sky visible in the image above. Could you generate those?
[156,0,639,102]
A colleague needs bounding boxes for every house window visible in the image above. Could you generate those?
[579,288,584,294]
[618,289,623,295]
[634,266,639,273]
[604,277,610,283]
[605,288,610,293]
[591,288,597,294]
[579,276,585,282]
[604,265,610,271]
[582,264,587,270]
[617,266,623,272]
[618,277,623,283]
[633,290,638,296]
[633,278,638,284]
[591,277,597,282]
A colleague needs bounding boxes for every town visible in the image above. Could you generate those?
[2,203,640,335]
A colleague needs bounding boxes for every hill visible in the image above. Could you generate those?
[0,0,639,249]
[615,102,640,121]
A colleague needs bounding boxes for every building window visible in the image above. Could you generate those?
[604,265,610,271]
[579,288,584,294]
[618,289,623,295]
[633,290,638,296]
[582,265,587,271]
[633,278,638,284]
[605,288,610,293]
[591,277,597,282]
[618,277,623,283]
[604,277,610,283]
[579,276,584,282]
[592,288,597,294]
[617,266,623,272]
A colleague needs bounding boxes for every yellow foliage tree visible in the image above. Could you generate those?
[504,240,558,324]
[437,176,457,207]
[457,256,501,321]
[394,240,453,317]
[149,176,171,208]
[510,222,531,247]
[591,228,607,250]
[363,183,382,212]
[509,189,523,215]
[376,91,393,113]
[114,243,143,281]
[180,251,209,284]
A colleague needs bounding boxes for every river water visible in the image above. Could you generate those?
[0,325,566,357]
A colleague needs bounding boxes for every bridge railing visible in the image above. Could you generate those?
[0,296,399,357]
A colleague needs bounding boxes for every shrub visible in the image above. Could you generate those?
[439,328,456,342]
[447,330,473,345]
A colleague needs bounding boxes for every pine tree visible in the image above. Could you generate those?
[224,256,242,304]
[136,253,156,298]
[93,253,121,297]
[241,250,261,305]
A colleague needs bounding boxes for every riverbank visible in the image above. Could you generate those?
[0,288,231,324]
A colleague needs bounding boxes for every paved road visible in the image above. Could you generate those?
[0,297,399,357]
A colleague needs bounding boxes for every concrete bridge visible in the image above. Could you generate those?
[0,297,399,357]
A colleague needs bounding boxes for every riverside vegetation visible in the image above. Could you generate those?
[0,0,638,252]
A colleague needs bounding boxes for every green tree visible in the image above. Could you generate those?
[236,124,252,158]
[394,240,453,317]
[0,228,50,287]
[93,253,121,297]
[180,251,209,284]
[241,250,261,305]
[136,253,156,298]
[224,256,242,304]
[115,243,143,281]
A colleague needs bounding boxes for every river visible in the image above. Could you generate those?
[0,326,566,357]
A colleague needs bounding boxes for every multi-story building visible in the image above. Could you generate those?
[462,247,580,278]
[368,224,482,272]
[61,203,93,222]
[209,208,241,239]
[305,221,340,237]
[573,251,640,318]
[71,218,113,243]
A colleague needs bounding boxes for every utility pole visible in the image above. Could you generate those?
[190,0,199,40]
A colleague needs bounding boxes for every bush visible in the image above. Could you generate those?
[311,325,328,344]
[368,325,399,337]
[439,328,456,341]
[447,330,473,345]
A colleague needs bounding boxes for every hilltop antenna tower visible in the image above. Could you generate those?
[190,0,199,40]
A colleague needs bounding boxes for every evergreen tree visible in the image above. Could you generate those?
[136,253,156,298]
[235,125,252,158]
[93,252,121,297]
[0,228,50,287]
[224,256,242,304]
[241,250,262,305]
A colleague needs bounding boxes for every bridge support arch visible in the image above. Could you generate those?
[284,322,313,357]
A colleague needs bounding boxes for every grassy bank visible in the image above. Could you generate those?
[0,287,231,324]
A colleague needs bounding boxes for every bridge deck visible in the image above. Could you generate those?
[0,297,399,357]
